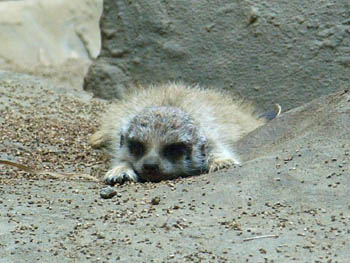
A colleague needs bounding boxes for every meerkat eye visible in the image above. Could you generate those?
[127,140,145,157]
[163,143,191,161]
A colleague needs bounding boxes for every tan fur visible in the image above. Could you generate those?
[91,83,266,184]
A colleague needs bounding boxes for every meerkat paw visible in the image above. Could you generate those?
[208,157,240,173]
[104,165,138,185]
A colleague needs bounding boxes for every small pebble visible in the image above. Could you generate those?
[151,196,161,205]
[100,186,117,199]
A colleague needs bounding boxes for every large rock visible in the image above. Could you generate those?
[0,0,102,67]
[84,0,350,110]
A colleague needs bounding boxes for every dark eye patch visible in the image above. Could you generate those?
[163,143,191,161]
[127,140,145,157]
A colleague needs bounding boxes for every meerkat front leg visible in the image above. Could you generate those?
[208,144,240,173]
[104,161,138,185]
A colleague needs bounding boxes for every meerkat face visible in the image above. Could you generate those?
[119,106,208,182]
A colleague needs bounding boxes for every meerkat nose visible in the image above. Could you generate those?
[143,158,160,173]
[143,163,160,173]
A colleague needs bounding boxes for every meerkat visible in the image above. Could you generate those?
[90,83,280,185]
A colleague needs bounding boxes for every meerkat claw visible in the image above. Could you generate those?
[208,157,240,173]
[104,166,138,185]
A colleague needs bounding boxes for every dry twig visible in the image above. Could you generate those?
[0,159,99,182]
[243,234,279,242]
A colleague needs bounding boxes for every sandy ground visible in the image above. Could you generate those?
[1,69,349,262]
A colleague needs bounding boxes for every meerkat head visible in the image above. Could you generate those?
[119,106,208,182]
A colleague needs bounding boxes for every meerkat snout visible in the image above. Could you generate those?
[142,157,160,173]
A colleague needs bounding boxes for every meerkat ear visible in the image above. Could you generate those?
[259,104,282,120]
[199,136,208,158]
[120,135,125,147]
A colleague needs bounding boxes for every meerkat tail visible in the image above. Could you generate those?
[259,103,282,120]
